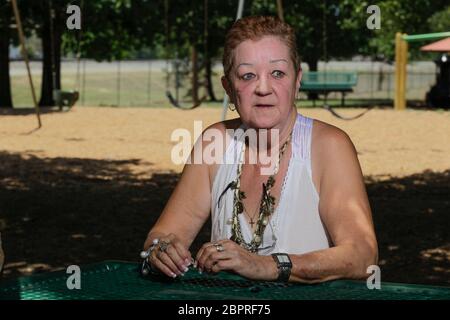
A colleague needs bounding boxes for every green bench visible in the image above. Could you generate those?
[300,71,358,106]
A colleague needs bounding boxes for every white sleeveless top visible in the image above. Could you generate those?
[211,113,332,255]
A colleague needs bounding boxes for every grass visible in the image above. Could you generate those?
[9,70,430,109]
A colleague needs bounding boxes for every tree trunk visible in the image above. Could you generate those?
[305,58,319,100]
[0,10,13,108]
[307,59,318,72]
[205,57,217,101]
[191,46,199,105]
[39,4,61,107]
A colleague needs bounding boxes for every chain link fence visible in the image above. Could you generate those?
[10,59,437,107]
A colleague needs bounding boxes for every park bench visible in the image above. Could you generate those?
[300,71,358,106]
[53,89,79,111]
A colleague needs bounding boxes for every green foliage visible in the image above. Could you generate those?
[428,6,450,32]
[7,0,450,64]
[365,0,449,60]
[63,0,145,61]
[251,0,373,68]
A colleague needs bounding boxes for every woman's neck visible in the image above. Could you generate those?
[244,107,297,168]
[246,107,297,151]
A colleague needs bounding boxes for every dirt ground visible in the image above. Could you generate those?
[0,106,449,286]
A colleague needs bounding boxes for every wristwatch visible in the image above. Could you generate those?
[271,253,292,282]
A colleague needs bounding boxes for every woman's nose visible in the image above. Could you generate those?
[255,75,272,95]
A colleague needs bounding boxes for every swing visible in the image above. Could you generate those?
[164,0,207,110]
[316,0,374,121]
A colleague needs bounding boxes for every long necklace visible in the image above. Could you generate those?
[230,129,293,253]
[245,202,260,228]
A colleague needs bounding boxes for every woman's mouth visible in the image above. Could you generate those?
[255,104,274,108]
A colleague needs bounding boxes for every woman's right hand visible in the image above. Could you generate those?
[145,233,193,278]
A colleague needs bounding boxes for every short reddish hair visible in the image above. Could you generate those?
[222,16,300,79]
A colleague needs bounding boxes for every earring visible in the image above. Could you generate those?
[228,103,236,111]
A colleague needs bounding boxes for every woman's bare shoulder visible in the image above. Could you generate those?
[311,119,358,193]
[203,117,242,186]
[312,118,354,152]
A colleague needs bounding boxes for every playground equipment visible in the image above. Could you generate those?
[307,0,373,121]
[394,31,450,110]
[11,0,41,128]
[421,38,450,108]
[164,0,207,110]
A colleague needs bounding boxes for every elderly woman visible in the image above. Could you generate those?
[142,16,378,283]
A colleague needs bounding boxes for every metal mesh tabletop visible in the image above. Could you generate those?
[1,261,449,300]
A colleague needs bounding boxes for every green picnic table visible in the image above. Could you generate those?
[1,261,449,300]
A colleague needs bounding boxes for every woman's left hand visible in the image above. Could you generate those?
[195,240,277,281]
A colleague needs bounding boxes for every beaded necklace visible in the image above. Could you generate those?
[230,129,293,253]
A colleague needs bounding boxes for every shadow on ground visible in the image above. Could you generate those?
[0,151,448,286]
[0,107,69,116]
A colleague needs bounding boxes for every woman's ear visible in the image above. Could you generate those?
[221,76,234,103]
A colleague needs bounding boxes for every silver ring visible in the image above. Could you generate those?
[214,243,224,252]
[159,240,170,253]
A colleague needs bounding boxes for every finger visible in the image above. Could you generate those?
[158,235,190,270]
[168,237,193,268]
[195,242,216,270]
[203,251,230,271]
[155,250,184,276]
[166,234,191,258]
[197,244,221,272]
[196,244,215,270]
[202,241,233,271]
[195,242,213,263]
[164,243,190,274]
[211,259,235,273]
[149,254,178,278]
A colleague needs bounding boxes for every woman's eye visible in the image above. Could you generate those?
[241,73,255,81]
[272,70,285,78]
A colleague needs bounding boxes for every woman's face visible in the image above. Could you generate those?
[222,36,301,129]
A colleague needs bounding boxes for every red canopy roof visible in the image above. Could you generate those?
[421,37,450,52]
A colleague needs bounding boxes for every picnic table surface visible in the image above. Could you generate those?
[1,261,449,300]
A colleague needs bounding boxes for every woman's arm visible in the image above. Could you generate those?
[285,125,378,283]
[143,123,227,277]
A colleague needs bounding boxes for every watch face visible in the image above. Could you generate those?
[272,254,292,282]
[273,253,292,266]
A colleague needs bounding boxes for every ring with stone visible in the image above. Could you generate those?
[159,240,170,253]
[214,243,224,252]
